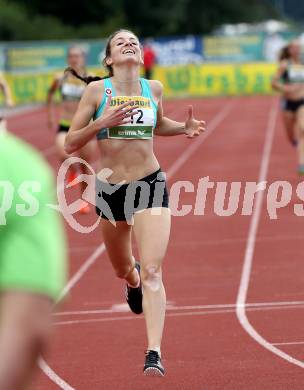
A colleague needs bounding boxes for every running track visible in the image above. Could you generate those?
[8,96,304,389]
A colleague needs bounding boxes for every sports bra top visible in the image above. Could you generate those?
[282,62,304,84]
[59,72,86,101]
[94,77,158,140]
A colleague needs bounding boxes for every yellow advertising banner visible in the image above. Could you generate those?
[153,63,277,97]
[0,63,277,105]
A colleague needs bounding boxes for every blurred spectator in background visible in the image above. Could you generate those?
[143,39,156,79]
[0,130,67,389]
[0,72,14,131]
[264,33,286,62]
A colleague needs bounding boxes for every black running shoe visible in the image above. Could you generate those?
[143,350,165,376]
[125,262,143,314]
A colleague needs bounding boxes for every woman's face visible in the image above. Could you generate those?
[67,48,86,69]
[106,31,143,68]
[289,41,301,59]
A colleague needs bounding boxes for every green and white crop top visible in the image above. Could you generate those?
[95,78,158,140]
[282,62,304,84]
[59,72,86,101]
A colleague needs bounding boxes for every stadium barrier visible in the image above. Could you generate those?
[0,62,277,105]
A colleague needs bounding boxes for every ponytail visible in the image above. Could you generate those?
[64,67,109,85]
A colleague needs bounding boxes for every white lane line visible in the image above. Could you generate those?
[54,300,304,316]
[167,99,236,178]
[56,243,106,303]
[53,303,304,327]
[40,99,237,388]
[38,243,106,389]
[236,100,304,369]
[38,359,75,390]
[273,341,304,346]
[64,233,304,253]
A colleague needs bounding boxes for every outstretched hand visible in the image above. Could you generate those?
[185,105,206,138]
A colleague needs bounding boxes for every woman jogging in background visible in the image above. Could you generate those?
[65,29,205,376]
[47,46,95,213]
[272,40,304,174]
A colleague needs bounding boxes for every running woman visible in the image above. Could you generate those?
[272,40,304,174]
[0,130,66,389]
[47,46,95,213]
[65,29,205,376]
[0,72,14,131]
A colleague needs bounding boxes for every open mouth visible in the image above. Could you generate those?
[122,49,135,55]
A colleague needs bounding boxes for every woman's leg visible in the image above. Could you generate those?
[100,219,140,287]
[78,140,96,195]
[133,207,171,352]
[296,106,304,172]
[282,111,297,146]
[0,291,52,390]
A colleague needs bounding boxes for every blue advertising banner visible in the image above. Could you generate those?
[150,36,203,66]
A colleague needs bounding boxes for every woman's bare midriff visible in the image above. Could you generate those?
[97,138,160,183]
[284,85,304,101]
[60,101,80,122]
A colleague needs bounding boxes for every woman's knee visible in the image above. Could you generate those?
[113,261,135,279]
[141,263,162,291]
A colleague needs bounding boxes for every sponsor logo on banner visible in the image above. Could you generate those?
[150,36,203,66]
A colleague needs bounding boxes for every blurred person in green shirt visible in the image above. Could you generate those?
[0,130,67,390]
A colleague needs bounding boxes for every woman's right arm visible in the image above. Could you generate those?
[46,76,61,129]
[65,82,139,154]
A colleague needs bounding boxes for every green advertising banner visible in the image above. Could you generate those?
[203,34,264,62]
[5,40,105,72]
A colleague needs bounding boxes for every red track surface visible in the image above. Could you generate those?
[8,96,304,389]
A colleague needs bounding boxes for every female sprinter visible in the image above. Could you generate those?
[47,46,95,212]
[272,40,304,174]
[65,29,205,376]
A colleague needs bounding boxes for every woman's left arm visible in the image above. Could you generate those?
[152,81,206,138]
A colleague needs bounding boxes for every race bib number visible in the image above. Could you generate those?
[107,96,155,139]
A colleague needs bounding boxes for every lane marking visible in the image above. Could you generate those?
[56,243,106,303]
[40,99,237,388]
[273,341,304,346]
[38,359,75,390]
[54,299,304,316]
[167,99,236,178]
[53,303,304,327]
[64,233,304,253]
[236,99,304,368]
[38,243,106,389]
